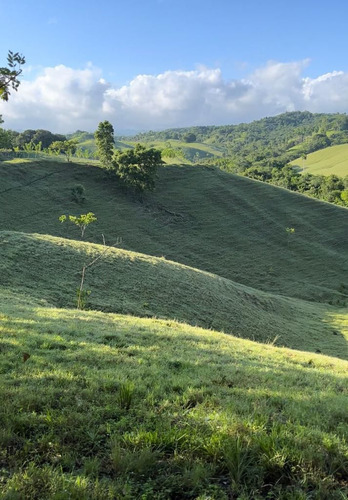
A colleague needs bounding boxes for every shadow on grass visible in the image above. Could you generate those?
[0,231,347,360]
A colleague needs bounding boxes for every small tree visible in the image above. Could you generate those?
[49,139,78,161]
[113,143,162,192]
[59,212,97,238]
[95,120,115,169]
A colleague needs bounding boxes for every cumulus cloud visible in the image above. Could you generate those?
[1,60,348,133]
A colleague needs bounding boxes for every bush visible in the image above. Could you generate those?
[71,184,85,204]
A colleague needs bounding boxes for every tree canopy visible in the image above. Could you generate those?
[95,121,115,168]
[113,144,163,192]
[48,139,78,161]
[0,51,25,102]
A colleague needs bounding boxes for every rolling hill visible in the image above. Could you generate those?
[291,143,348,177]
[1,230,347,358]
[1,159,347,305]
[0,156,347,498]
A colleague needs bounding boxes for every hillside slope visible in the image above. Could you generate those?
[0,231,347,358]
[1,159,347,305]
[291,143,348,177]
[0,289,347,498]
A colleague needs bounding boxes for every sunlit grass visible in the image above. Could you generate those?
[291,143,348,177]
[0,291,347,498]
[1,231,347,359]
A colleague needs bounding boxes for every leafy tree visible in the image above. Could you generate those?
[0,128,18,149]
[15,129,66,149]
[113,144,163,192]
[49,139,78,161]
[15,129,36,148]
[32,130,66,149]
[95,120,115,168]
[340,190,348,206]
[0,50,25,102]
[59,212,97,239]
[183,132,197,143]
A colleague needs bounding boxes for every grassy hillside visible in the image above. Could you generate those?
[0,289,347,499]
[1,159,347,305]
[1,153,348,498]
[291,144,348,177]
[1,231,347,358]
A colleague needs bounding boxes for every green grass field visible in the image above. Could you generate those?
[1,231,347,358]
[0,290,347,498]
[1,160,347,304]
[0,158,347,498]
[291,144,348,177]
[77,136,224,163]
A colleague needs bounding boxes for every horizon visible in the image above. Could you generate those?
[6,109,348,137]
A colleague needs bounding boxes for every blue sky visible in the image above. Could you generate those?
[1,0,348,132]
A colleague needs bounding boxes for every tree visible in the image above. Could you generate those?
[340,190,348,206]
[95,120,115,168]
[49,139,78,161]
[113,143,163,192]
[59,212,97,239]
[0,128,18,149]
[0,51,25,102]
[183,132,197,143]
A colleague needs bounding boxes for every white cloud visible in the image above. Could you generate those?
[1,60,348,133]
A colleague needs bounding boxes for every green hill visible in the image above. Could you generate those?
[0,289,347,499]
[1,155,348,498]
[291,144,348,177]
[1,159,347,305]
[1,230,347,358]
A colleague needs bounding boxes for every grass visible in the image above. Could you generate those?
[1,157,347,497]
[1,159,347,305]
[0,230,347,359]
[291,144,348,177]
[0,289,347,499]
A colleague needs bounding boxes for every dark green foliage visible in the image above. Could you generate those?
[15,129,67,149]
[132,112,348,186]
[113,143,162,192]
[71,184,86,204]
[244,166,348,206]
[0,128,18,149]
[0,50,25,102]
[95,120,115,168]
[303,133,331,154]
[183,132,197,143]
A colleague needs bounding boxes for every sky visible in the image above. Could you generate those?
[1,0,348,133]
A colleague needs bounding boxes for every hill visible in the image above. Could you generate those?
[1,156,348,498]
[291,144,348,177]
[1,159,347,306]
[32,111,348,167]
[1,230,347,358]
[131,111,348,165]
[0,289,347,498]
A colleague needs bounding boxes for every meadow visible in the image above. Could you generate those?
[0,157,347,498]
[291,144,348,177]
[0,290,347,499]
